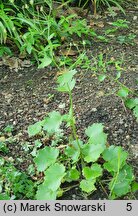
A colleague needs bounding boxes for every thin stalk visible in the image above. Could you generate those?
[63,183,79,193]
[108,74,138,97]
[109,151,121,199]
[68,84,85,168]
[68,88,79,143]
[99,181,109,198]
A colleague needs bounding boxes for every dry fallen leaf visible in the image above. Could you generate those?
[89,20,95,27]
[21,59,31,68]
[110,57,115,61]
[92,14,102,19]
[1,56,32,71]
[0,136,6,142]
[0,60,3,66]
[110,6,121,12]
[96,91,104,98]
[59,48,78,56]
[89,20,104,28]
[2,56,19,71]
[96,21,104,28]
[43,96,54,104]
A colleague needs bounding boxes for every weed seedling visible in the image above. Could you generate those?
[27,69,137,200]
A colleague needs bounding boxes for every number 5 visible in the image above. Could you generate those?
[126,203,132,211]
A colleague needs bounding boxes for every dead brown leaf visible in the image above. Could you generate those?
[0,136,6,142]
[89,20,104,28]
[20,60,31,68]
[59,48,78,56]
[1,56,32,71]
[96,21,104,28]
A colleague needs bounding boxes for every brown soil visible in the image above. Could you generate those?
[0,8,138,199]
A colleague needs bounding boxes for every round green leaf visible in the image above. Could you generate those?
[57,69,77,92]
[65,168,80,182]
[34,146,59,172]
[131,182,138,192]
[117,87,129,98]
[109,164,134,197]
[133,105,138,121]
[98,75,106,82]
[43,111,63,133]
[0,193,10,200]
[80,179,96,193]
[36,184,57,200]
[103,146,128,173]
[85,123,107,145]
[44,163,65,191]
[82,163,103,180]
[65,140,82,163]
[28,121,42,137]
[125,99,136,109]
[82,143,105,163]
[38,56,52,68]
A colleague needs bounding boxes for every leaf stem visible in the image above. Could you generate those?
[68,84,85,168]
[109,151,121,199]
[63,183,79,193]
[99,181,109,198]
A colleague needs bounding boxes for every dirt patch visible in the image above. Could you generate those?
[0,9,138,199]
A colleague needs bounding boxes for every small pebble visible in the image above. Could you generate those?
[133,16,137,21]
[91,108,97,112]
[119,119,124,124]
[72,194,76,199]
[126,135,130,139]
[113,133,117,137]
[58,103,65,109]
[118,129,124,134]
